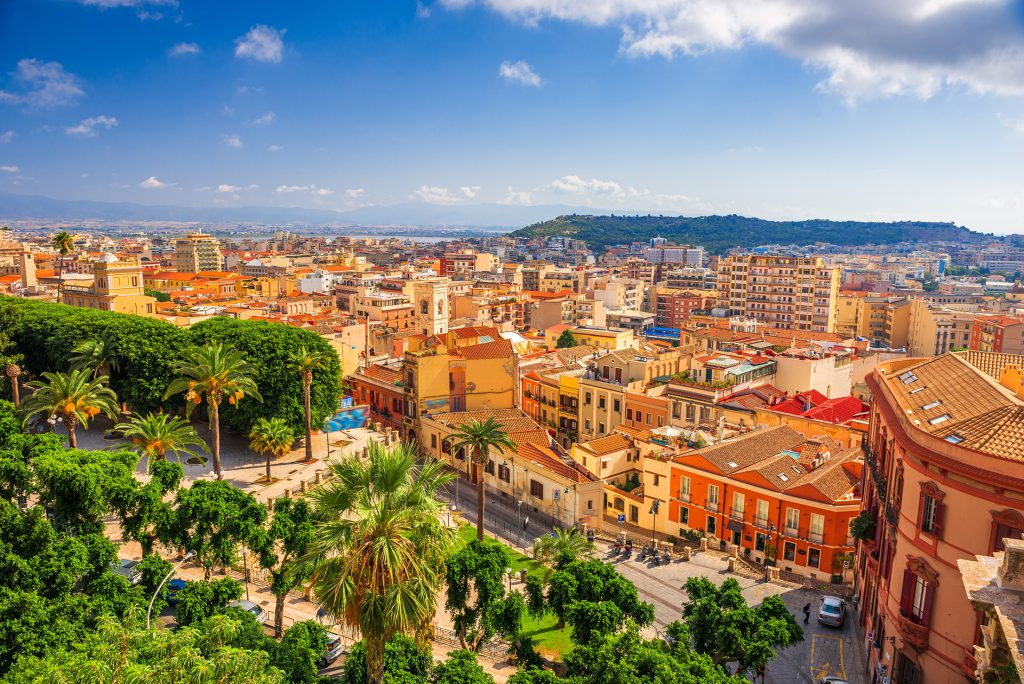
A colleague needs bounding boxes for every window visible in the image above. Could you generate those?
[599,396,606,409]
[626,408,633,420]
[785,508,799,532]
[613,399,621,413]
[679,476,691,499]
[585,392,592,404]
[706,515,716,536]
[808,548,820,568]
[783,541,796,561]
[679,508,689,525]
[645,413,652,425]
[498,464,510,483]
[993,510,1024,552]
[755,532,766,552]
[672,403,681,419]
[431,434,437,449]
[707,484,719,507]
[918,481,945,539]
[756,499,769,524]
[732,492,744,516]
[599,422,606,434]
[921,495,937,534]
[900,567,935,626]
[585,419,591,431]
[928,414,951,425]
[630,505,639,523]
[810,513,825,541]
[485,460,495,475]
[686,404,696,420]
[530,479,544,499]
[653,474,661,487]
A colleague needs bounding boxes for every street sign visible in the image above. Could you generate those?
[617,514,626,523]
[843,560,850,568]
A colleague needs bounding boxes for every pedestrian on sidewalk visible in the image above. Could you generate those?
[802,602,811,624]
[756,663,766,683]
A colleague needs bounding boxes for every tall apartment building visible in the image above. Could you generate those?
[173,232,222,273]
[907,299,974,357]
[969,315,1024,354]
[716,255,840,332]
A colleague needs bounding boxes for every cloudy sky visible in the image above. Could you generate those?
[1,0,1023,231]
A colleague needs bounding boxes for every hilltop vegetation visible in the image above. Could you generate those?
[511,214,986,254]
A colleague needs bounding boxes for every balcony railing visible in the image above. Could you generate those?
[753,516,770,530]
[897,614,929,649]
[730,508,744,521]
[705,499,719,512]
[784,525,799,538]
[677,491,691,503]
[961,648,978,679]
[808,531,824,544]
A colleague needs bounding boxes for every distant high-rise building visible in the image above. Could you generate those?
[174,232,222,273]
[716,254,840,332]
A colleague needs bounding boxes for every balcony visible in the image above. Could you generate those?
[677,491,691,503]
[784,525,799,538]
[960,648,978,679]
[897,614,929,649]
[753,516,770,530]
[730,508,744,521]
[808,531,824,544]
[705,499,719,512]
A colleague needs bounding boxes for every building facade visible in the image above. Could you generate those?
[716,255,840,332]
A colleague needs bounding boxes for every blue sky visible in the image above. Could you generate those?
[1,0,1023,231]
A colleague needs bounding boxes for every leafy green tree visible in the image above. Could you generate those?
[532,527,595,566]
[69,331,121,377]
[144,287,171,302]
[506,669,564,684]
[565,601,622,646]
[450,418,517,542]
[301,442,457,684]
[257,497,315,638]
[115,412,208,469]
[271,620,330,684]
[51,231,74,304]
[136,552,173,618]
[445,539,522,652]
[166,479,268,580]
[6,608,287,684]
[524,574,546,617]
[289,344,335,463]
[119,459,182,555]
[555,329,578,349]
[538,559,654,634]
[679,576,803,675]
[340,634,433,684]
[432,649,494,684]
[250,416,295,484]
[20,369,119,448]
[165,340,263,480]
[174,577,244,626]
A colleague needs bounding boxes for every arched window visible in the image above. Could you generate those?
[991,509,1024,553]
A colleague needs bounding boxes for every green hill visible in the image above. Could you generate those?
[510,214,988,254]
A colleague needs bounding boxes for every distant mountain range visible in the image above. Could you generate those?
[0,192,589,228]
[512,214,995,254]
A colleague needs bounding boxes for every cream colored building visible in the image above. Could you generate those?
[773,352,853,398]
[717,255,840,332]
[62,253,156,316]
[173,232,222,273]
[907,298,974,357]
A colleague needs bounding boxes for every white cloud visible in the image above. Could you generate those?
[76,0,176,7]
[138,175,166,188]
[345,188,365,198]
[447,0,1024,103]
[276,183,333,196]
[235,25,285,64]
[236,85,265,96]
[998,112,1024,135]
[217,184,241,193]
[416,1,431,18]
[411,185,481,204]
[499,187,533,205]
[267,144,284,152]
[222,133,243,148]
[222,105,235,117]
[65,115,118,137]
[314,187,334,196]
[0,131,12,144]
[0,165,18,173]
[169,42,201,57]
[540,173,700,210]
[0,59,84,108]
[499,60,542,86]
[251,111,275,125]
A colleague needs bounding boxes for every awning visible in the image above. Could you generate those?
[727,520,744,533]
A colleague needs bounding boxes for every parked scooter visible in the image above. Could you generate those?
[611,537,623,555]
[662,550,672,565]
[623,541,633,558]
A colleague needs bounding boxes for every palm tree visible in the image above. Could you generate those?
[288,345,334,463]
[69,332,120,377]
[21,369,119,448]
[51,231,74,304]
[299,441,456,684]
[450,417,517,542]
[115,412,209,470]
[5,363,21,408]
[533,527,595,566]
[163,341,262,481]
[248,417,294,484]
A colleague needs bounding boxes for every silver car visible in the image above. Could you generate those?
[320,634,346,667]
[228,600,269,625]
[817,596,846,627]
[111,559,142,586]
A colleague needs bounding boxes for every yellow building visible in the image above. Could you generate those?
[62,253,156,316]
[565,325,634,351]
[173,232,222,273]
[717,254,840,332]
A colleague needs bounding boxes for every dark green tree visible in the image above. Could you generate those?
[257,496,315,637]
[340,634,433,684]
[431,649,494,684]
[445,539,523,652]
[556,329,578,349]
[120,459,182,555]
[173,577,244,626]
[271,620,330,684]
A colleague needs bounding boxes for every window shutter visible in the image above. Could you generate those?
[933,502,945,539]
[899,570,914,615]
[921,583,936,627]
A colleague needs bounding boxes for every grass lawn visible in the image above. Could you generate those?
[454,524,573,657]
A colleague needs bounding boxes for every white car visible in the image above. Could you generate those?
[817,596,846,628]
[319,634,346,667]
[228,600,269,625]
[111,559,142,586]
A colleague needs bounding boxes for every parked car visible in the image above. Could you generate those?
[111,559,142,586]
[319,634,346,667]
[166,578,188,605]
[817,596,846,627]
[228,600,269,625]
[819,678,852,684]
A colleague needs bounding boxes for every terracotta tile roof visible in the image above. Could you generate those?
[450,338,513,360]
[614,425,652,440]
[451,325,501,339]
[578,432,631,456]
[428,408,539,434]
[678,425,805,474]
[797,450,862,500]
[363,364,402,385]
[518,442,593,484]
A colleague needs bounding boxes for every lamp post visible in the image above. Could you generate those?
[516,500,523,544]
[148,550,195,629]
[505,567,513,593]
[649,500,660,547]
[764,522,776,582]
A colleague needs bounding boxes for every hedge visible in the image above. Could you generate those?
[0,296,342,435]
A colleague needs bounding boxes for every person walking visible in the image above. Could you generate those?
[803,602,811,624]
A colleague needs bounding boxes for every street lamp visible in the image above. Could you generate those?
[649,500,660,546]
[505,567,513,593]
[147,550,195,629]
[517,500,524,545]
[764,523,776,582]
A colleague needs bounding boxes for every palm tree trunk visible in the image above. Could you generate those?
[302,376,313,462]
[55,255,63,304]
[266,453,272,484]
[274,591,286,638]
[475,458,486,542]
[10,381,18,408]
[210,400,222,480]
[67,418,77,449]
[367,636,385,684]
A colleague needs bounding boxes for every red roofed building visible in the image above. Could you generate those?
[970,314,1024,354]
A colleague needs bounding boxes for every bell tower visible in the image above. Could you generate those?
[413,278,449,336]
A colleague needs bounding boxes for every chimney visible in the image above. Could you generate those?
[717,416,726,443]
[999,538,1024,592]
